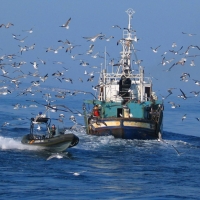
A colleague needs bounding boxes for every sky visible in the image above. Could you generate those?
[1,0,200,98]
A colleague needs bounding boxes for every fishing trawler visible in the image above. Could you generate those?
[83,8,164,140]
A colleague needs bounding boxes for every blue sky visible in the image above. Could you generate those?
[1,0,200,98]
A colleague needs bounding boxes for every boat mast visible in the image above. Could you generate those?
[120,8,135,76]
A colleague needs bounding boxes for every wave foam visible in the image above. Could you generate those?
[0,136,42,151]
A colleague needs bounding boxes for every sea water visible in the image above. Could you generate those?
[0,91,200,200]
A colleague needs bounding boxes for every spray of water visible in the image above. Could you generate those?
[0,136,43,151]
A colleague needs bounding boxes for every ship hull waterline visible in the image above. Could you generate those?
[87,117,162,140]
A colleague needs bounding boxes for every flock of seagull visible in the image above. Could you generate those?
[150,32,200,122]
[0,15,199,129]
[0,17,119,128]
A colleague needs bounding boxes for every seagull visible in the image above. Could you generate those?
[182,32,196,36]
[91,52,99,58]
[37,57,46,65]
[46,153,69,160]
[23,28,33,33]
[0,67,9,75]
[62,67,69,71]
[58,39,71,45]
[0,23,14,28]
[71,53,82,59]
[84,70,88,75]
[13,103,21,109]
[134,59,143,65]
[87,75,94,82]
[12,33,20,38]
[30,61,39,70]
[31,80,40,87]
[179,89,187,100]
[29,43,36,50]
[180,73,190,82]
[172,42,177,48]
[53,61,65,65]
[150,45,161,53]
[83,33,104,42]
[18,45,28,55]
[59,114,65,118]
[176,57,187,65]
[190,60,195,66]
[195,117,200,121]
[168,101,180,108]
[40,74,48,82]
[165,88,176,99]
[161,51,168,56]
[86,44,94,54]
[66,44,81,53]
[75,110,83,117]
[62,77,73,84]
[80,60,89,66]
[69,115,76,123]
[37,125,41,130]
[190,91,200,97]
[169,46,183,55]
[78,77,83,82]
[45,47,54,52]
[105,36,114,41]
[92,85,98,91]
[159,57,166,66]
[112,25,121,29]
[2,122,10,127]
[53,46,64,54]
[60,18,71,29]
[14,36,28,43]
[52,70,64,77]
[55,94,66,99]
[182,114,187,121]
[193,79,200,86]
[0,89,12,95]
[117,38,125,45]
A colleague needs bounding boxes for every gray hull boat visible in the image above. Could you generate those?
[21,116,79,152]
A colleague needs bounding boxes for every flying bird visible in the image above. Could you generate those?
[180,72,190,82]
[150,45,161,53]
[23,27,33,33]
[195,117,200,121]
[176,57,187,65]
[47,153,69,160]
[112,25,121,29]
[83,33,104,42]
[168,101,180,109]
[165,88,176,99]
[182,114,187,121]
[190,91,200,97]
[182,32,196,36]
[172,42,177,48]
[179,89,187,100]
[190,60,195,66]
[60,18,71,29]
[30,61,39,69]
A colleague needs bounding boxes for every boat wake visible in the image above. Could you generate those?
[0,136,44,151]
[71,125,200,155]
